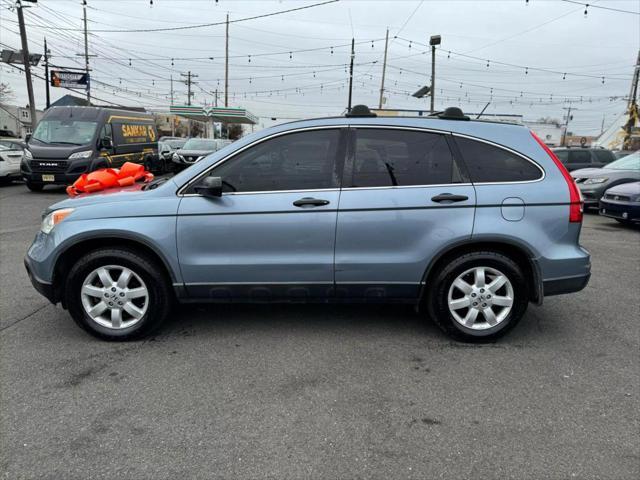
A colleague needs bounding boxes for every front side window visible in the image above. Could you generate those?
[32,120,98,146]
[593,149,614,164]
[205,129,341,193]
[455,136,542,183]
[348,129,459,187]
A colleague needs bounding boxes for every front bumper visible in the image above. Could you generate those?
[21,158,91,186]
[578,186,606,206]
[24,255,57,304]
[599,199,640,223]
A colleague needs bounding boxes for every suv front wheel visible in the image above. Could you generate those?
[65,247,172,340]
[427,251,529,342]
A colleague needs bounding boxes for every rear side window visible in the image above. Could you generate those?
[455,136,542,183]
[348,129,460,187]
[568,150,591,165]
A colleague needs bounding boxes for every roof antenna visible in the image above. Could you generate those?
[476,102,491,119]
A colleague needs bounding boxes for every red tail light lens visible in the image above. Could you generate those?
[530,131,583,223]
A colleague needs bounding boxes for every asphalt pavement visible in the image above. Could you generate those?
[1,182,638,479]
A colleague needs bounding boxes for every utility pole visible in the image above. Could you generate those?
[82,0,90,103]
[378,28,389,109]
[181,71,197,105]
[600,114,605,135]
[43,37,50,109]
[16,0,37,133]
[213,89,219,107]
[170,74,174,105]
[561,104,574,147]
[429,35,441,113]
[225,13,229,107]
[347,38,355,112]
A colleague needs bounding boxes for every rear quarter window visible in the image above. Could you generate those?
[593,149,614,164]
[454,136,542,183]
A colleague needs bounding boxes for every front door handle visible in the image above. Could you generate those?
[431,193,469,203]
[293,197,330,207]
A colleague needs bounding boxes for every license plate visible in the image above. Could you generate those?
[41,174,55,182]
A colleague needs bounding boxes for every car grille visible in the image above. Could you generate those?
[603,193,631,202]
[30,160,68,172]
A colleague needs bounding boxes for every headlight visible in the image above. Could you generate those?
[41,208,74,234]
[583,177,608,185]
[68,150,93,160]
[24,149,33,159]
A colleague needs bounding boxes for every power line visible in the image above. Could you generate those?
[559,0,640,15]
[18,0,339,33]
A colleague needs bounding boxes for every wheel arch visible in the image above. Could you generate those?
[418,237,543,306]
[52,233,179,307]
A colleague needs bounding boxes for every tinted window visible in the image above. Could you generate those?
[554,150,569,163]
[568,150,591,165]
[209,129,341,193]
[593,149,614,164]
[455,137,542,183]
[349,129,458,187]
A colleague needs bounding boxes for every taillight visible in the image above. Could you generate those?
[530,131,583,223]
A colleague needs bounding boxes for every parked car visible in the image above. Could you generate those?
[551,147,616,172]
[171,138,223,171]
[158,138,186,171]
[0,139,27,150]
[0,143,23,184]
[571,151,640,207]
[598,181,640,225]
[158,136,184,143]
[21,106,158,191]
[24,106,590,342]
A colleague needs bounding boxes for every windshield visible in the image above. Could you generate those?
[32,119,98,145]
[183,139,216,150]
[166,139,186,148]
[605,152,640,170]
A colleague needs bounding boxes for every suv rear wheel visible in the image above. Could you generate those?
[65,247,172,340]
[426,251,529,342]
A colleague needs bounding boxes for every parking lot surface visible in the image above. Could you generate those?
[1,182,638,479]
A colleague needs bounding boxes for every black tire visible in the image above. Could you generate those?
[426,251,529,342]
[26,181,44,192]
[65,247,172,341]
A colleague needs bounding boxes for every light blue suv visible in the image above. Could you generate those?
[24,106,590,342]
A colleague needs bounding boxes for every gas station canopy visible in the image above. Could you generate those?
[169,105,258,125]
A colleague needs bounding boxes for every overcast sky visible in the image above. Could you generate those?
[1,0,638,133]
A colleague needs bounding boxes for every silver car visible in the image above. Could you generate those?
[24,106,590,342]
[571,152,640,207]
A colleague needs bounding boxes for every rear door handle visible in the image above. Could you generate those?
[431,193,469,203]
[293,197,330,207]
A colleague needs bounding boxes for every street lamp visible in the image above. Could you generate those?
[429,35,441,114]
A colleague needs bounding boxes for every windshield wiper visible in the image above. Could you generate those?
[53,141,83,145]
[142,177,168,190]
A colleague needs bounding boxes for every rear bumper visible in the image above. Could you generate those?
[543,273,591,296]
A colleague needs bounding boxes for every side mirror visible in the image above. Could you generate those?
[101,136,113,149]
[194,176,223,198]
[25,133,32,143]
